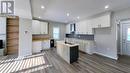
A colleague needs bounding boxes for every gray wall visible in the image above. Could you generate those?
[49,21,66,40]
[94,8,130,59]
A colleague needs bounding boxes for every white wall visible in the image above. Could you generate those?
[14,0,33,57]
[15,0,32,19]
[94,27,117,59]
[19,18,32,57]
[94,8,130,60]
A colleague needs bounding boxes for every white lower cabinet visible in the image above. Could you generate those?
[42,40,50,50]
[66,38,95,54]
[32,40,50,53]
[32,41,42,53]
[0,49,4,56]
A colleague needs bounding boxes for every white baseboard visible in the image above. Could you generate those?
[94,51,118,60]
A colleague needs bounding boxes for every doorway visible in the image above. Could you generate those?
[120,20,130,56]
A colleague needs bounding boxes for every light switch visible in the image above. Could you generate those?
[25,31,28,34]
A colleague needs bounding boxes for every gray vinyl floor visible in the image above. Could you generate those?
[0,49,130,73]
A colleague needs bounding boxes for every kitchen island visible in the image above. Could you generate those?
[57,41,79,64]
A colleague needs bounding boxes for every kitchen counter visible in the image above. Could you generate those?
[65,38,95,54]
[56,41,79,47]
[57,41,79,64]
[32,34,51,53]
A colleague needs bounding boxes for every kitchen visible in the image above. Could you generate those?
[0,0,130,73]
[31,12,111,63]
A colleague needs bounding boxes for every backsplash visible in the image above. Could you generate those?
[66,34,94,40]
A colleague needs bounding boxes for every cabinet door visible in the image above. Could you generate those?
[43,22,48,34]
[92,14,111,28]
[32,41,42,53]
[86,20,93,34]
[66,24,71,34]
[76,20,93,34]
[40,22,48,34]
[91,18,100,28]
[32,20,41,34]
[45,22,48,34]
[57,43,63,56]
[81,21,87,34]
[100,14,110,27]
[76,21,87,34]
[76,22,79,34]
[42,40,50,49]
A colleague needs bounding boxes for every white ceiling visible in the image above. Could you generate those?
[31,0,130,23]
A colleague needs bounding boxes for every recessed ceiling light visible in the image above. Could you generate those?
[105,5,109,9]
[39,17,41,18]
[67,13,70,16]
[41,5,45,9]
[77,16,80,19]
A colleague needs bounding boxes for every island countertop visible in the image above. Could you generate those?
[56,41,79,47]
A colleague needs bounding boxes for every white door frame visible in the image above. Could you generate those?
[120,19,130,55]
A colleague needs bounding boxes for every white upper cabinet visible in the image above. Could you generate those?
[76,22,82,34]
[66,13,111,34]
[76,21,85,34]
[91,18,99,28]
[86,20,93,34]
[32,20,41,34]
[66,24,71,34]
[32,20,48,34]
[92,13,111,28]
[40,22,48,34]
[100,14,111,27]
[76,20,93,34]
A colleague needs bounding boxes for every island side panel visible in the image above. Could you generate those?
[70,46,79,63]
[62,45,70,63]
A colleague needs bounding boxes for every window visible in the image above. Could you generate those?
[53,27,59,39]
[127,28,130,41]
